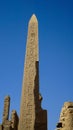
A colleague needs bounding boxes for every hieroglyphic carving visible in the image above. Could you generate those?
[18,14,47,130]
[18,14,38,130]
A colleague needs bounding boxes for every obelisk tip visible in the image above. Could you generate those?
[29,14,38,23]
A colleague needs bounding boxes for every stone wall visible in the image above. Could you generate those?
[56,102,73,130]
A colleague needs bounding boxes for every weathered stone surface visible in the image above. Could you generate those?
[56,102,73,130]
[0,125,2,130]
[2,120,11,130]
[35,110,47,130]
[0,96,19,130]
[0,14,47,130]
[18,14,47,130]
[2,96,10,123]
[11,110,19,130]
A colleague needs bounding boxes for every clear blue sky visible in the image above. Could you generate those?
[0,0,73,130]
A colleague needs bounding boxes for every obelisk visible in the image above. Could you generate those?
[18,14,39,130]
[19,14,47,130]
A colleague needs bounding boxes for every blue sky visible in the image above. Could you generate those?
[0,0,73,130]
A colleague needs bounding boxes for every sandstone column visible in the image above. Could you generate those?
[11,110,19,130]
[2,96,10,123]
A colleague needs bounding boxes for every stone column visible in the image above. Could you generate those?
[11,110,19,130]
[2,96,10,123]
